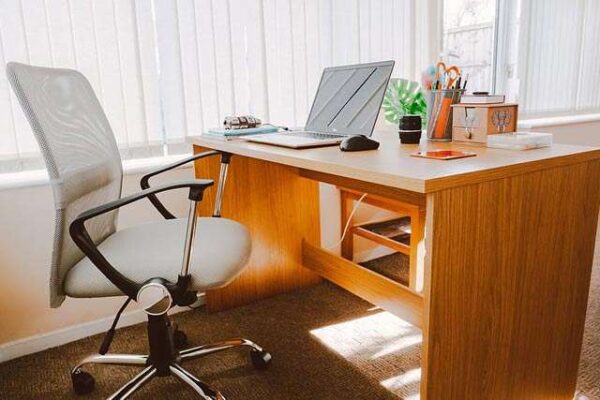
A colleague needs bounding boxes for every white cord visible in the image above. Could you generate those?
[325,193,368,250]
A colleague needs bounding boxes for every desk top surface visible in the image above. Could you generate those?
[190,132,600,193]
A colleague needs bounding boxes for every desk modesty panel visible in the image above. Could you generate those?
[190,133,600,400]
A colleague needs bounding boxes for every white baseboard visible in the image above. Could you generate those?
[0,295,204,363]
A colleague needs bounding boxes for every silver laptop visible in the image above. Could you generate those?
[247,60,395,149]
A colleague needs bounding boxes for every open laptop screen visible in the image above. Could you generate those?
[304,60,394,136]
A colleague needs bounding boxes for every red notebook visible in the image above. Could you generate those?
[411,150,476,160]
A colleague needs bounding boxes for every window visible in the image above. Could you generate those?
[518,0,600,117]
[442,0,497,93]
[0,0,433,174]
[443,0,600,118]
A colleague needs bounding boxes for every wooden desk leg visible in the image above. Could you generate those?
[193,146,322,312]
[340,190,354,260]
[409,208,425,292]
[421,160,600,399]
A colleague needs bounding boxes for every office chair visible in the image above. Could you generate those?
[6,62,271,399]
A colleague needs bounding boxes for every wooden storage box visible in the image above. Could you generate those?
[451,103,518,144]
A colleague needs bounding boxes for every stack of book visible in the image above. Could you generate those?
[202,124,279,140]
[459,93,505,104]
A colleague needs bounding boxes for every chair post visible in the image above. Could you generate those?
[147,314,177,376]
[180,200,199,277]
[213,152,232,217]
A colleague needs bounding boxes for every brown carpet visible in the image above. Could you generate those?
[578,229,600,399]
[0,282,419,400]
[361,252,410,286]
[1,232,599,399]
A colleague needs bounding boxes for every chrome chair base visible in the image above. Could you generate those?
[71,314,271,399]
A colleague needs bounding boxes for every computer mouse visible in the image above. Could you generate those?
[339,135,380,152]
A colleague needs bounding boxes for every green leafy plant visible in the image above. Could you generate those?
[382,78,427,127]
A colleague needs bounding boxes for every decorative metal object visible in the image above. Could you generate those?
[223,115,262,130]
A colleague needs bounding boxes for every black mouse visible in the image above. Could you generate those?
[339,135,380,152]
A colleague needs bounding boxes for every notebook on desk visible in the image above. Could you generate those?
[203,124,280,140]
[247,60,395,149]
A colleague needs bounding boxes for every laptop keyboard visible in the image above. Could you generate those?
[281,131,343,140]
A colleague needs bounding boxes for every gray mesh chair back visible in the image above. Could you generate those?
[6,62,123,307]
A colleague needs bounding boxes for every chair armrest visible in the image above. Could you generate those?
[69,179,214,299]
[140,151,220,219]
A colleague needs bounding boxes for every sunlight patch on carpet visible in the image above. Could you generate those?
[310,311,415,356]
[310,310,422,399]
[380,368,421,390]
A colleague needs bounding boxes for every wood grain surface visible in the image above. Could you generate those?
[194,146,322,311]
[302,240,423,328]
[190,134,600,193]
[421,159,600,399]
[193,138,600,399]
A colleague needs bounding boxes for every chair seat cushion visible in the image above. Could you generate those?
[64,217,251,298]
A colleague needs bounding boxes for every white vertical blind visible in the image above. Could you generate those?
[0,0,162,168]
[518,0,600,116]
[576,0,600,112]
[0,0,426,172]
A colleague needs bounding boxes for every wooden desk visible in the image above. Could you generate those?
[191,133,600,399]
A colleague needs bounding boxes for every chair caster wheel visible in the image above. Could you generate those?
[174,329,188,349]
[250,349,272,370]
[71,368,95,395]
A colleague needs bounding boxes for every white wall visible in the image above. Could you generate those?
[519,119,600,147]
[0,166,193,353]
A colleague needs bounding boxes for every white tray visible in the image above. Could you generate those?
[487,132,552,150]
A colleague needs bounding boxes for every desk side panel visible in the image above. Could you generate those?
[422,159,600,399]
[193,146,321,311]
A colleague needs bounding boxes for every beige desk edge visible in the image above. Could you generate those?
[189,133,600,193]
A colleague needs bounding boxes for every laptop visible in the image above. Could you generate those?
[247,60,395,149]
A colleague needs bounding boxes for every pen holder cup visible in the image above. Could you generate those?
[426,89,464,141]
